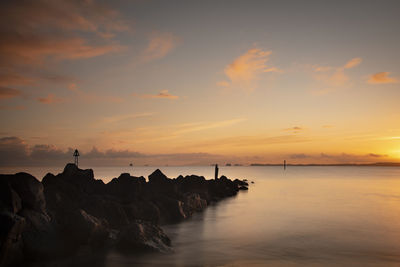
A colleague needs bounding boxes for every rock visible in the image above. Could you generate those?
[1,164,247,265]
[0,212,25,266]
[116,220,171,253]
[183,193,207,216]
[78,210,109,248]
[153,196,186,223]
[148,169,168,184]
[234,179,249,187]
[19,209,63,260]
[0,180,22,214]
[106,173,146,202]
[1,173,46,214]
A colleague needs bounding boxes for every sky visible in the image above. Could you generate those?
[1,0,400,166]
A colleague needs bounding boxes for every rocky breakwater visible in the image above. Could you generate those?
[0,164,248,266]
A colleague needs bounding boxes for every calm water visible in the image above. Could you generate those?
[3,165,400,266]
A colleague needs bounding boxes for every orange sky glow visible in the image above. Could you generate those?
[0,0,400,166]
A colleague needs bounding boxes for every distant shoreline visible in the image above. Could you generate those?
[250,162,400,167]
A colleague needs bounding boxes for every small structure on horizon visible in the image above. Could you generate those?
[73,149,80,167]
[215,164,219,180]
[284,160,286,170]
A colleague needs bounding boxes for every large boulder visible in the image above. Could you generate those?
[183,193,208,216]
[0,180,22,214]
[148,169,168,184]
[152,196,186,223]
[116,220,171,253]
[106,173,146,202]
[1,173,46,214]
[0,212,25,266]
[44,164,104,195]
[19,209,63,260]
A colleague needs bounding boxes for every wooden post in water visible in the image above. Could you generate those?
[215,164,219,180]
[284,160,286,170]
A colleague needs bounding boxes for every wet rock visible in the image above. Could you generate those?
[234,179,249,187]
[153,196,186,223]
[183,193,207,216]
[116,220,172,253]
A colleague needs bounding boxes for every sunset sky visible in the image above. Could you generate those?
[1,0,400,166]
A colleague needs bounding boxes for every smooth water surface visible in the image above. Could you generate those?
[4,165,400,266]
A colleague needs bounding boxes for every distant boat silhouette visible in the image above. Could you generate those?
[129,163,133,166]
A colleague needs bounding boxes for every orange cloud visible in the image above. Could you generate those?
[0,72,35,86]
[344,57,362,69]
[367,72,398,84]
[0,0,129,92]
[1,36,124,65]
[0,105,26,111]
[283,126,305,133]
[221,48,280,90]
[139,90,179,99]
[311,57,362,94]
[174,118,246,135]
[68,83,78,91]
[97,112,155,125]
[216,81,230,87]
[142,32,180,61]
[0,0,130,39]
[0,87,22,100]
[37,94,64,104]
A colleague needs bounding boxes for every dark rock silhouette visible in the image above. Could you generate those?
[0,164,248,266]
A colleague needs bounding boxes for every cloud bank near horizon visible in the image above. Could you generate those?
[0,136,395,168]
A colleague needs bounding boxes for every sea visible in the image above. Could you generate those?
[2,165,400,266]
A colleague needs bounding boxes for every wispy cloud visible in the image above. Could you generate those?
[283,126,305,133]
[0,87,22,100]
[142,32,180,62]
[219,48,281,91]
[0,105,26,111]
[0,0,130,98]
[311,57,362,94]
[37,94,65,104]
[0,72,35,87]
[137,90,179,99]
[344,57,362,69]
[0,1,128,68]
[367,72,398,84]
[174,118,246,135]
[216,81,230,87]
[96,112,154,125]
[184,134,311,151]
[99,118,246,145]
